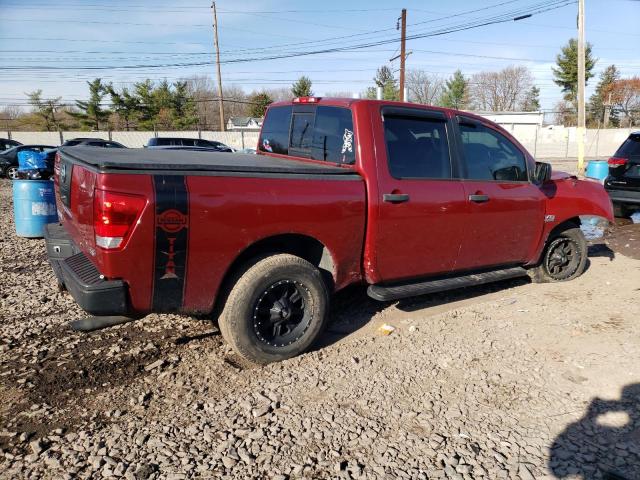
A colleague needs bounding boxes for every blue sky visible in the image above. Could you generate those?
[0,0,638,112]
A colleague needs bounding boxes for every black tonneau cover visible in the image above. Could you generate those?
[59,147,356,176]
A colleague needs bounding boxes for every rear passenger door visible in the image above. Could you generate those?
[373,107,468,282]
[454,116,545,270]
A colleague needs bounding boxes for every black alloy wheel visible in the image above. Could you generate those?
[253,280,312,347]
[544,236,581,280]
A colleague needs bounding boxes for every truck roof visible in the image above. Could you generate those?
[269,97,487,122]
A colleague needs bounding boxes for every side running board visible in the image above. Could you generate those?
[367,266,528,302]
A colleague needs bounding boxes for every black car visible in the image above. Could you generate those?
[605,132,640,217]
[62,138,126,148]
[0,145,56,179]
[146,137,234,152]
[0,138,21,152]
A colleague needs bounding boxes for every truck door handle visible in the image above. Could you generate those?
[383,193,410,203]
[469,194,489,203]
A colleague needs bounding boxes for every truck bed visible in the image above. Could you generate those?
[59,147,358,177]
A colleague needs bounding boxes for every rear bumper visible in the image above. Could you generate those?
[606,188,640,205]
[44,223,130,316]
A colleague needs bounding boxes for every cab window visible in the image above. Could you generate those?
[383,115,452,179]
[459,122,528,182]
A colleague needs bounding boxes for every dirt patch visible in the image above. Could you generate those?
[606,221,640,260]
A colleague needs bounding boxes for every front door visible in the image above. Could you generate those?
[373,107,468,282]
[454,117,545,270]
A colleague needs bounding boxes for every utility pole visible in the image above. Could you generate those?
[211,2,225,131]
[576,0,586,173]
[399,9,407,102]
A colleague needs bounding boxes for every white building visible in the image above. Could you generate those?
[475,111,545,127]
[226,117,263,132]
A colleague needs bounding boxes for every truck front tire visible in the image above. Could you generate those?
[218,254,329,364]
[528,227,588,283]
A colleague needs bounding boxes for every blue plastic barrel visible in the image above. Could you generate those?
[586,160,609,181]
[12,180,59,238]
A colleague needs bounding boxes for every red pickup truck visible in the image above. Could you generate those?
[46,98,613,363]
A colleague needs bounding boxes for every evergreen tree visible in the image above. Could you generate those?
[291,76,313,97]
[588,65,620,127]
[521,86,541,111]
[552,38,596,108]
[374,66,399,100]
[70,79,111,130]
[248,92,273,118]
[26,90,64,131]
[441,70,468,109]
[171,81,198,130]
[133,79,156,129]
[108,86,140,131]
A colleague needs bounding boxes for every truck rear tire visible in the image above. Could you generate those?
[218,254,329,364]
[527,227,587,283]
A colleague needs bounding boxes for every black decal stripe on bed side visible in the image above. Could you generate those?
[152,175,189,312]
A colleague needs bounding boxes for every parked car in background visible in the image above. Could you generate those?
[605,131,640,217]
[0,144,55,179]
[238,147,257,154]
[0,138,21,152]
[62,138,126,148]
[146,137,234,152]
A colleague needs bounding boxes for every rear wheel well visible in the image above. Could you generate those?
[212,234,336,318]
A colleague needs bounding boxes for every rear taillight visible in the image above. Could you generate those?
[54,152,61,177]
[608,157,628,166]
[93,189,146,250]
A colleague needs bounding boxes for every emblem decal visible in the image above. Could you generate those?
[157,209,187,234]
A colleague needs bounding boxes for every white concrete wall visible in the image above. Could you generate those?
[7,128,634,158]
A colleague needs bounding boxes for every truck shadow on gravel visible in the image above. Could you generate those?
[549,383,640,480]
[318,276,532,349]
[320,243,614,349]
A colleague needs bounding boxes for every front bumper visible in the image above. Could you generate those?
[44,223,129,316]
[605,188,640,205]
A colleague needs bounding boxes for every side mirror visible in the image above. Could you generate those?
[534,161,552,184]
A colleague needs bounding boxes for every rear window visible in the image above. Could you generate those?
[615,135,640,158]
[259,106,292,155]
[259,105,356,164]
[311,107,355,163]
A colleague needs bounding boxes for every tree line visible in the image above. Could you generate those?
[3,76,315,132]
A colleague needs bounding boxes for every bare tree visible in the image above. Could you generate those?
[184,76,247,130]
[0,105,22,131]
[264,87,292,102]
[406,70,445,105]
[469,66,533,112]
[324,91,355,98]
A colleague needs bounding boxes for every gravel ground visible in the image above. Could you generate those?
[1,178,640,480]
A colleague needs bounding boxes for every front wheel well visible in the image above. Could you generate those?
[211,234,336,317]
[549,217,581,238]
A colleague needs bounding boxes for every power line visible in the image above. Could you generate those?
[0,1,577,72]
